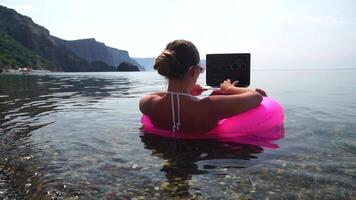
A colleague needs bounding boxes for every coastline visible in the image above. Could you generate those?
[0,69,52,75]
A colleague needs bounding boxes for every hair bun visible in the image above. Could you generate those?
[154,50,180,78]
[154,39,200,80]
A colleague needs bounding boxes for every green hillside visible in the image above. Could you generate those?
[0,32,55,70]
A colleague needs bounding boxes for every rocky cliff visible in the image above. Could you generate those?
[0,4,141,72]
[53,37,144,71]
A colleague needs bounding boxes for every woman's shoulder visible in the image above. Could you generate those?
[140,91,166,102]
[139,92,166,115]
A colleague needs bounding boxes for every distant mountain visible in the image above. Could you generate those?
[133,57,156,71]
[0,4,141,72]
[133,57,206,71]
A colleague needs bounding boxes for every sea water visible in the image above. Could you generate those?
[0,69,355,199]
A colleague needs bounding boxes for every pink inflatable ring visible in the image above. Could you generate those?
[141,97,284,139]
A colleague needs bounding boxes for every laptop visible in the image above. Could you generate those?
[205,53,250,88]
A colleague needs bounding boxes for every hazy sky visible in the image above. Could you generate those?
[1,0,355,67]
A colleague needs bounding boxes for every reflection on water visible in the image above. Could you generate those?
[141,134,265,172]
[140,124,284,198]
[140,134,265,198]
[0,71,356,199]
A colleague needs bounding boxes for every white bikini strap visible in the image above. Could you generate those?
[167,91,192,132]
[169,92,182,132]
[176,94,181,131]
[170,93,176,132]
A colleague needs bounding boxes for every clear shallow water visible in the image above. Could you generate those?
[0,70,355,199]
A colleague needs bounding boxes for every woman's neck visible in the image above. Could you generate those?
[167,80,191,94]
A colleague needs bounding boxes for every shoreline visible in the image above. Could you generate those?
[0,69,52,75]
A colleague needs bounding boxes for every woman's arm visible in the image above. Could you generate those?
[210,80,267,97]
[207,91,262,119]
[139,95,151,115]
[204,80,264,120]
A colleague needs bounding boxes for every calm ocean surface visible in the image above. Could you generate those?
[0,69,355,199]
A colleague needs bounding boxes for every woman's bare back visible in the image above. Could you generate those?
[140,93,218,133]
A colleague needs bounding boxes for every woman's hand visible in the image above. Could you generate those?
[255,88,267,97]
[219,79,236,94]
[190,84,207,96]
[216,79,268,97]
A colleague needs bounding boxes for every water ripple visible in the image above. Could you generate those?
[0,71,355,199]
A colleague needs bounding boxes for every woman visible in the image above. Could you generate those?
[139,39,267,133]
